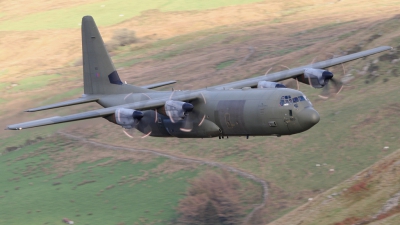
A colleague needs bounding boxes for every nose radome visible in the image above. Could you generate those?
[297,107,320,130]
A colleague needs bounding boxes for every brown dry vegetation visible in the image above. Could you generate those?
[0,0,101,19]
[1,0,400,224]
[0,1,398,106]
[177,170,244,225]
[269,149,400,225]
[0,0,397,76]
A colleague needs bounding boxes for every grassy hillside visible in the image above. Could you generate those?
[1,0,400,224]
[269,148,400,225]
[0,135,261,225]
[0,0,266,30]
[59,13,400,223]
[0,136,199,225]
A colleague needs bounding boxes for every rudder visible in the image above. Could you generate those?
[81,16,150,95]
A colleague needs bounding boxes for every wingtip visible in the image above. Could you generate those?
[384,46,393,50]
[5,126,22,130]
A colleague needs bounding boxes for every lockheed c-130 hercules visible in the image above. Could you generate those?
[6,16,392,139]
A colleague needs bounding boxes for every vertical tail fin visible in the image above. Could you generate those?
[81,16,150,95]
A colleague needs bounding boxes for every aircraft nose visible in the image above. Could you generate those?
[297,107,320,130]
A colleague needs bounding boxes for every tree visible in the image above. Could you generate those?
[203,201,221,225]
[178,171,244,225]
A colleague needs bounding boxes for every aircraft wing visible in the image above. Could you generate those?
[6,92,199,130]
[26,96,99,112]
[140,80,176,89]
[209,46,392,90]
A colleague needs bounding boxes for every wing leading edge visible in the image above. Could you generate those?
[6,92,200,130]
[26,96,99,112]
[141,80,176,89]
[209,46,392,90]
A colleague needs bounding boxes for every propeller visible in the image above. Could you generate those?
[117,92,157,139]
[319,75,343,99]
[318,54,345,99]
[116,109,148,138]
[180,102,194,132]
[197,92,207,127]
[264,67,273,76]
[122,111,154,138]
[281,54,344,98]
[120,92,156,138]
[165,92,207,133]
[165,100,194,132]
[278,65,299,90]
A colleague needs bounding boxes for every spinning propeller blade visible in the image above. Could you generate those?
[166,92,207,132]
[319,54,345,98]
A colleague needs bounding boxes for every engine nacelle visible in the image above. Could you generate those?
[115,108,143,129]
[257,81,286,89]
[164,100,193,122]
[301,68,333,88]
[163,119,221,138]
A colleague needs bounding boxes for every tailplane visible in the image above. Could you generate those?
[81,16,151,95]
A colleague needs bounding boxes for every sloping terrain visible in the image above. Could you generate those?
[64,16,400,223]
[1,0,400,224]
[0,137,199,225]
[269,148,400,225]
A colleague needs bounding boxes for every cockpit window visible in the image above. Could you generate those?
[280,95,307,106]
[280,95,292,106]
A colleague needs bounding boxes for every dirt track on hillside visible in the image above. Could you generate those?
[58,131,268,225]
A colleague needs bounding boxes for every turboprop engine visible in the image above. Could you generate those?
[164,100,193,123]
[114,108,143,129]
[163,100,220,137]
[257,81,286,89]
[300,68,334,88]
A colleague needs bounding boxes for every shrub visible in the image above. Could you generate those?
[177,171,243,225]
[106,29,138,52]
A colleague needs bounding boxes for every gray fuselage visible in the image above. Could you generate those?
[97,88,320,138]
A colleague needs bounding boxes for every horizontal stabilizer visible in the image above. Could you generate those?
[141,80,176,89]
[26,97,99,112]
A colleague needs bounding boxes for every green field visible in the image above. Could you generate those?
[0,139,199,225]
[216,59,236,70]
[1,0,400,224]
[9,74,60,93]
[0,0,264,31]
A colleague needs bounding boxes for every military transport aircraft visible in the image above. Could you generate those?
[6,16,392,139]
